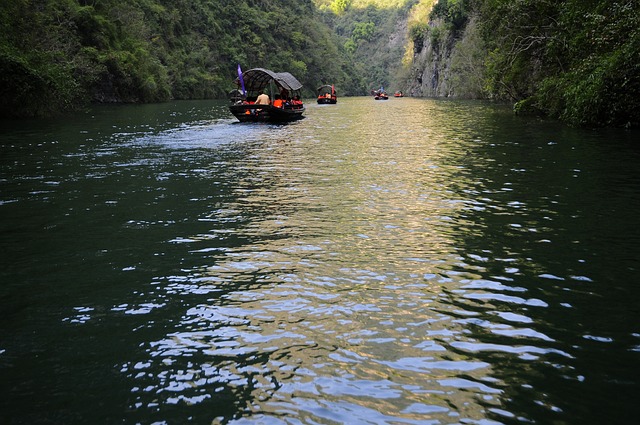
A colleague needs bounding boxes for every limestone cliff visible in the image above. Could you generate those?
[404,15,485,99]
[405,18,449,97]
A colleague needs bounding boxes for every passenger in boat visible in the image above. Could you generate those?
[272,94,284,108]
[292,95,303,108]
[255,91,270,105]
[243,96,256,114]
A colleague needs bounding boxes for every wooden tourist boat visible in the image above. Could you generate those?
[374,91,389,100]
[372,86,389,100]
[317,84,337,104]
[229,67,305,122]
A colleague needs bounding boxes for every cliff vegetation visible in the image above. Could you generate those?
[1,0,638,127]
[0,0,367,118]
[404,0,640,127]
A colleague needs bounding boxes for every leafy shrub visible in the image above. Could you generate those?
[409,22,430,44]
[331,0,352,15]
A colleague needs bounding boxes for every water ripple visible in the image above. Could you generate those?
[4,98,639,424]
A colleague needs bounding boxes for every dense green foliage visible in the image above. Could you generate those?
[319,0,418,91]
[0,0,366,118]
[431,0,471,34]
[1,0,638,127]
[403,0,639,127]
[437,0,639,127]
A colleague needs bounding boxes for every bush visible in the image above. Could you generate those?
[409,22,430,44]
[0,51,79,117]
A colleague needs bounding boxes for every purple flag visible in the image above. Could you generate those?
[237,64,246,96]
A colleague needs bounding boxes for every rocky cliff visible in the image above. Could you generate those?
[405,15,485,99]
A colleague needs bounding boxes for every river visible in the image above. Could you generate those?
[1,97,639,424]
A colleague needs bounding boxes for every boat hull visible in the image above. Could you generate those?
[229,104,305,122]
[317,98,337,104]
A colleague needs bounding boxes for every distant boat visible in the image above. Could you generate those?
[371,86,389,100]
[394,91,404,97]
[317,84,337,104]
[374,91,388,100]
[229,67,305,122]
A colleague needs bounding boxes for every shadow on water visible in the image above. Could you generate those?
[434,117,640,423]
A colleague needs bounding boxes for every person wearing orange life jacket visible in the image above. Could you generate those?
[272,94,284,108]
[243,96,255,114]
[291,95,303,108]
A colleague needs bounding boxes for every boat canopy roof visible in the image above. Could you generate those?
[317,84,336,93]
[238,68,303,92]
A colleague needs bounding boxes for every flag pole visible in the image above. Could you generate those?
[237,64,246,96]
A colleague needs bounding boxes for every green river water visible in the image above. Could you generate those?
[1,97,639,424]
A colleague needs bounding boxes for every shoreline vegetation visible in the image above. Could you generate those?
[1,0,638,128]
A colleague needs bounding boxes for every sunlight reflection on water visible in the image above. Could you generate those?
[114,99,554,424]
[4,98,639,425]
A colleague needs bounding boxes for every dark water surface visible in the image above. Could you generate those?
[1,98,639,424]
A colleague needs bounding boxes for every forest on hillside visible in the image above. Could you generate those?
[405,0,639,127]
[0,0,372,118]
[1,0,638,127]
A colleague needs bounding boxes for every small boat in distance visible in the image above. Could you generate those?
[373,89,388,100]
[317,85,337,104]
[229,67,305,122]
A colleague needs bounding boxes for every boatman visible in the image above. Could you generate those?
[255,90,270,105]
